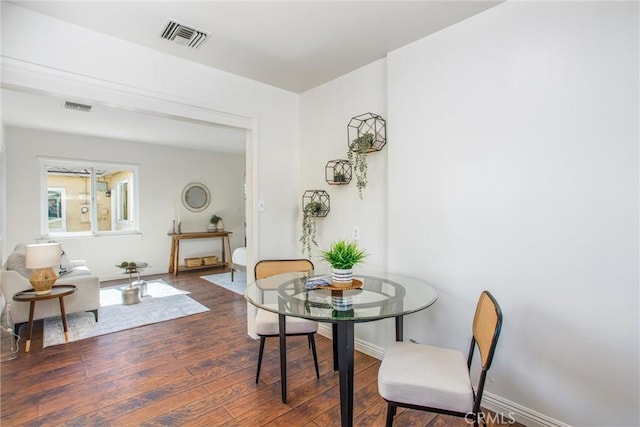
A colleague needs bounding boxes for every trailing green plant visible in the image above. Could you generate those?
[348,132,373,199]
[300,202,322,258]
[320,240,367,270]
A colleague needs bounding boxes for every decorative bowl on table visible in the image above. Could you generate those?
[116,261,148,274]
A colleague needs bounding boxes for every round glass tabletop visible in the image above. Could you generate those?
[245,271,438,323]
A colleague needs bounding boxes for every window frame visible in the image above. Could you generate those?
[115,177,132,224]
[40,157,140,238]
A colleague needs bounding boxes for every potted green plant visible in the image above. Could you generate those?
[320,240,367,287]
[300,202,322,258]
[347,132,373,199]
[209,214,222,231]
[334,171,346,183]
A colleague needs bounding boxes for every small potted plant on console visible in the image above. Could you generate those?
[208,214,223,231]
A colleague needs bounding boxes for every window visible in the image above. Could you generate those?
[41,159,139,236]
[47,187,66,232]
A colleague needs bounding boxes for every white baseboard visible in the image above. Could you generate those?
[317,323,332,340]
[317,323,386,360]
[317,324,570,427]
[482,393,570,427]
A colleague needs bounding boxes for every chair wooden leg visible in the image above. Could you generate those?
[256,336,266,383]
[385,403,397,427]
[309,334,320,379]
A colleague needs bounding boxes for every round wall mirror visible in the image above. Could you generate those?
[182,182,211,212]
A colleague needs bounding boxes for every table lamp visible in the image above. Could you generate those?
[25,242,62,295]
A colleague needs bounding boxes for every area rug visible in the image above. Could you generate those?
[200,271,246,296]
[43,280,209,348]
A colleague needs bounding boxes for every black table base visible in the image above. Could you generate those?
[279,315,405,427]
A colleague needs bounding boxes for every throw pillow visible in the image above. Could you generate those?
[4,244,33,278]
[58,249,74,276]
[48,241,74,276]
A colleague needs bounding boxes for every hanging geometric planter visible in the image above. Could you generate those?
[325,160,352,185]
[347,112,386,153]
[300,190,330,258]
[347,113,386,199]
[302,190,330,217]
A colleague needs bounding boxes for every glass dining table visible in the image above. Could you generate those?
[245,271,438,427]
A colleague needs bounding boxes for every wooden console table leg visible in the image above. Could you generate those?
[171,238,180,275]
[168,238,176,274]
[223,235,231,269]
[174,240,180,275]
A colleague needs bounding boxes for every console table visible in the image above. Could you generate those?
[168,231,232,275]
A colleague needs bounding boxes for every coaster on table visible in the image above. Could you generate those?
[305,277,364,291]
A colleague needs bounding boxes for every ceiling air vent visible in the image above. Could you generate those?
[161,19,209,49]
[64,101,92,112]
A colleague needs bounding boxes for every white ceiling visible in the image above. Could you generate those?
[2,1,501,151]
[11,1,501,93]
[1,88,247,152]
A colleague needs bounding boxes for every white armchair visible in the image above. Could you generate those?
[1,246,100,334]
[231,247,247,281]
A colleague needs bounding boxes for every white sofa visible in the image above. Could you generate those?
[1,244,100,334]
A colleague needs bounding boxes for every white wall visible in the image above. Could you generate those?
[1,3,300,266]
[299,59,392,349]
[4,126,245,280]
[299,59,387,266]
[387,2,638,426]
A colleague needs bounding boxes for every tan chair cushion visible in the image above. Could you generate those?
[378,341,474,414]
[255,308,318,335]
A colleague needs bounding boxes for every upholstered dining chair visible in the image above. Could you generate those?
[254,259,320,383]
[378,291,503,427]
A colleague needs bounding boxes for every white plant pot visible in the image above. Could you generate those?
[332,268,353,287]
[332,294,354,311]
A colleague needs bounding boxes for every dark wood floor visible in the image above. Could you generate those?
[1,270,521,426]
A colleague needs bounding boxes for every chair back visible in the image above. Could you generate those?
[471,290,503,370]
[466,291,502,418]
[254,259,314,280]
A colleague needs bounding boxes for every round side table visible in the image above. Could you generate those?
[13,285,77,352]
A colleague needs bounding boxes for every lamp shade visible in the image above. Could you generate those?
[25,243,62,269]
